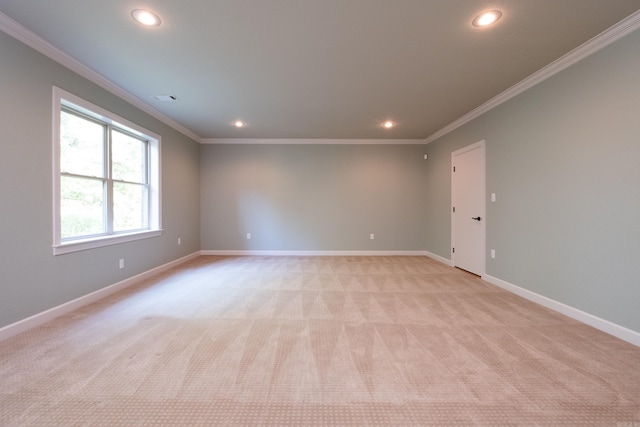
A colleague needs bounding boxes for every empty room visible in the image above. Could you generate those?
[1,1,639,425]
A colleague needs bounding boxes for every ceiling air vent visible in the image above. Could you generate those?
[151,95,178,101]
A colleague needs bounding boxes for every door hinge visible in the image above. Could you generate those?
[453,206,455,213]
[452,247,455,253]
[453,166,456,172]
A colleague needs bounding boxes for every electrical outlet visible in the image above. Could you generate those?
[119,259,125,269]
[370,233,375,240]
[490,249,496,259]
[246,233,251,240]
[178,237,181,245]
[491,193,496,202]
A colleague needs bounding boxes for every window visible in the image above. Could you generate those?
[53,87,161,255]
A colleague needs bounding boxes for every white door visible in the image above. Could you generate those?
[452,140,485,276]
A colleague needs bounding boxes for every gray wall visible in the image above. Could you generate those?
[425,29,640,332]
[0,32,201,329]
[201,144,428,251]
[2,22,639,337]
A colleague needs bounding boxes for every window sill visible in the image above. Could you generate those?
[53,229,163,256]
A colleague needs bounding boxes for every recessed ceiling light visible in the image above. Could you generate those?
[472,10,502,27]
[131,9,161,27]
[382,121,396,129]
[232,120,247,128]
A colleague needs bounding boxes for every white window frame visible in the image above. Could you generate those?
[52,87,162,255]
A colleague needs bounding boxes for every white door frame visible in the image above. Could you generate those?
[451,139,486,277]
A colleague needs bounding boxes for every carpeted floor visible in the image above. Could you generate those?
[1,255,639,426]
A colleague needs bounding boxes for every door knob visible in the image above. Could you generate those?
[472,216,481,221]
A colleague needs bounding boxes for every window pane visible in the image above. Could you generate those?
[113,182,146,231]
[60,111,105,177]
[112,130,146,183]
[60,176,105,238]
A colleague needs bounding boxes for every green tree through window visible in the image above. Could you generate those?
[59,108,150,240]
[53,87,161,255]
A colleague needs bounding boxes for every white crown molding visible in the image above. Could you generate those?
[424,9,640,144]
[202,138,425,145]
[3,7,639,147]
[0,12,202,144]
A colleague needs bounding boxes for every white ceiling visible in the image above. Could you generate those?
[1,1,639,141]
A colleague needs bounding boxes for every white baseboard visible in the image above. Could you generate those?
[6,250,635,348]
[201,250,430,257]
[0,251,201,342]
[422,250,453,266]
[483,274,640,347]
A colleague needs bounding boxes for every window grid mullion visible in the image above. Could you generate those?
[144,141,150,227]
[105,125,114,235]
[54,87,161,253]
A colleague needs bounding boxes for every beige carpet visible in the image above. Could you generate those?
[1,256,639,426]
